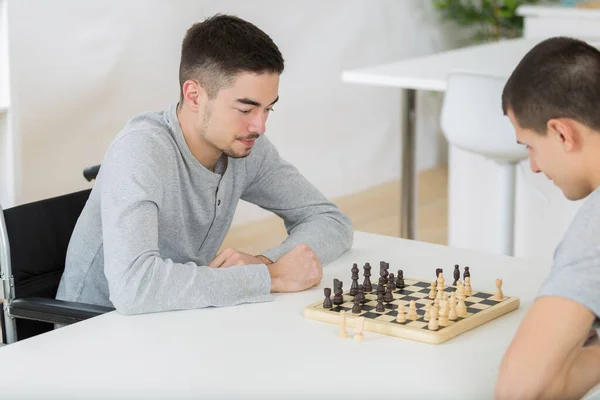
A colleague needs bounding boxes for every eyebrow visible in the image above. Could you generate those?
[236,96,279,107]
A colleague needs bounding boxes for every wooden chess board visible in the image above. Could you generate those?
[304,278,520,344]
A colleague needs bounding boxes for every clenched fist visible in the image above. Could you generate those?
[268,243,322,293]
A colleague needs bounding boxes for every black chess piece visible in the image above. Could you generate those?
[376,292,385,312]
[396,270,405,289]
[352,293,362,314]
[333,279,344,305]
[380,262,389,285]
[350,263,359,296]
[388,273,395,291]
[358,284,366,304]
[463,266,470,281]
[453,264,460,286]
[363,263,372,292]
[323,288,333,308]
[377,277,386,296]
[384,280,394,303]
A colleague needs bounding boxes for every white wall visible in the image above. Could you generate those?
[5,0,461,225]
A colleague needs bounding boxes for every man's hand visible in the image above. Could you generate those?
[209,248,273,268]
[267,243,322,293]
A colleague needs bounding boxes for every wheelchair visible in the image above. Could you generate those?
[0,164,115,345]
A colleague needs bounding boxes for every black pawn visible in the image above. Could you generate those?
[352,294,362,314]
[376,292,385,312]
[358,284,366,304]
[363,263,372,292]
[377,277,386,296]
[384,280,394,303]
[453,264,460,286]
[333,279,344,305]
[350,263,359,296]
[396,270,405,289]
[323,288,333,308]
[464,266,470,281]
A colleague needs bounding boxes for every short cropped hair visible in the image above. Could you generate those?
[502,36,600,133]
[179,14,284,99]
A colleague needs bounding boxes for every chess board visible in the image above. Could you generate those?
[304,278,520,344]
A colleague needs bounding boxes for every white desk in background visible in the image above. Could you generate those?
[0,231,568,400]
[341,37,599,245]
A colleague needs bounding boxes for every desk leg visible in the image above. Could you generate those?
[400,88,417,240]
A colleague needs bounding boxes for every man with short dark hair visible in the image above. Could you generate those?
[495,36,600,400]
[56,14,353,315]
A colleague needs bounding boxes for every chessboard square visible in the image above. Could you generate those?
[384,303,398,310]
[386,310,398,317]
[403,279,419,286]
[408,291,428,299]
[465,296,483,303]
[471,292,493,299]
[365,300,378,308]
[438,319,455,328]
[419,288,432,294]
[374,314,396,322]
[444,287,456,292]
[398,295,420,302]
[406,321,428,329]
[469,303,489,310]
[361,304,376,312]
[364,311,385,319]
[403,285,423,292]
[330,306,352,313]
[390,299,408,306]
[480,299,500,306]
[412,281,431,288]
[416,298,432,306]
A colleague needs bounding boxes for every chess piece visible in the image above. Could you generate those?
[424,302,432,321]
[333,279,344,305]
[464,276,472,297]
[354,317,365,341]
[396,304,406,322]
[363,263,372,292]
[429,281,436,299]
[448,292,457,321]
[491,278,504,301]
[439,299,449,325]
[437,272,445,291]
[436,268,443,278]
[456,282,467,317]
[453,264,460,286]
[323,288,333,309]
[384,280,394,303]
[408,300,418,320]
[376,292,385,312]
[463,266,470,281]
[352,294,362,314]
[338,310,348,339]
[377,277,386,297]
[358,284,366,304]
[428,306,439,330]
[380,262,389,285]
[350,263,359,296]
[396,270,405,289]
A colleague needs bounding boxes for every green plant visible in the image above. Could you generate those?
[432,0,558,42]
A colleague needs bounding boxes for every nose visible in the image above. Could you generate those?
[248,112,267,135]
[529,157,541,173]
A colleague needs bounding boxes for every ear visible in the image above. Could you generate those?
[181,79,208,111]
[547,118,580,152]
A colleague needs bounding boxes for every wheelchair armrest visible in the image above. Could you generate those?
[9,297,114,325]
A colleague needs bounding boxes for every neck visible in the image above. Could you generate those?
[584,129,600,191]
[176,103,222,172]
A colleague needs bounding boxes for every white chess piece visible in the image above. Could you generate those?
[428,306,439,330]
[424,302,432,321]
[491,278,504,301]
[448,292,457,321]
[338,310,348,339]
[464,276,472,297]
[456,283,467,317]
[396,304,406,323]
[408,300,418,320]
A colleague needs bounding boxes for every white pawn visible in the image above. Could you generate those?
[437,273,445,291]
[339,310,348,339]
[456,283,467,317]
[491,278,504,301]
[428,305,439,330]
[424,301,432,321]
[439,299,449,325]
[396,304,406,322]
[408,300,418,320]
[448,292,457,321]
[464,276,472,297]
[429,281,436,299]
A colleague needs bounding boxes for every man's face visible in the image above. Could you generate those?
[199,72,279,158]
[507,110,591,201]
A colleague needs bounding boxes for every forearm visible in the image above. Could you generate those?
[261,211,353,265]
[545,344,600,400]
[106,254,272,315]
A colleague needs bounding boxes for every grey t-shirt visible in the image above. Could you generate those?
[538,186,600,326]
[56,102,353,315]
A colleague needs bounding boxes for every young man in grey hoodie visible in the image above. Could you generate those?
[56,14,353,315]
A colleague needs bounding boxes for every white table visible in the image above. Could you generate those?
[341,37,598,241]
[0,231,555,399]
